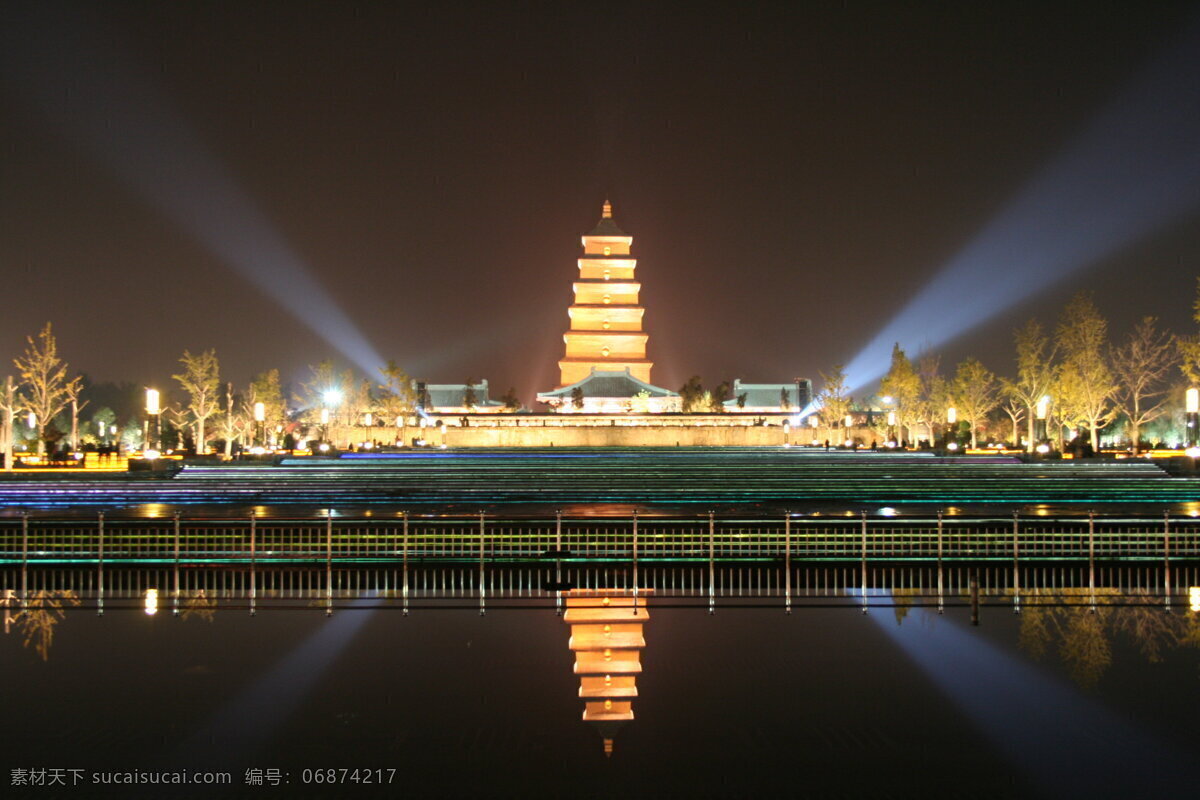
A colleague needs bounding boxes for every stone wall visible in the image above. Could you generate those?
[443,424,787,447]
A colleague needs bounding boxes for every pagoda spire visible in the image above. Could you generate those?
[602,198,613,218]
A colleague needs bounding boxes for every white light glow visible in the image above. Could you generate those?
[145,388,160,415]
[1187,388,1199,414]
[144,588,158,616]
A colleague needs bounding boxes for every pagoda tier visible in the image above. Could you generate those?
[556,201,653,387]
[563,591,651,756]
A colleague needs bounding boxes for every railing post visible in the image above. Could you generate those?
[249,513,257,616]
[784,513,792,614]
[860,511,868,614]
[325,509,333,616]
[708,511,715,615]
[1012,511,1020,614]
[937,510,944,615]
[1088,510,1096,613]
[97,511,104,616]
[478,511,486,616]
[402,511,409,616]
[555,510,562,616]
[20,511,28,607]
[632,510,639,614]
[173,511,181,616]
[1163,510,1171,610]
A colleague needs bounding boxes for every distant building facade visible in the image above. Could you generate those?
[537,368,680,414]
[415,379,504,415]
[723,379,813,413]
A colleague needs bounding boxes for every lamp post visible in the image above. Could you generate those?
[145,389,160,454]
[1186,388,1199,449]
[886,410,897,448]
[844,414,853,447]
[322,389,342,447]
[809,414,819,445]
[253,401,265,448]
[1035,395,1049,449]
[945,407,958,451]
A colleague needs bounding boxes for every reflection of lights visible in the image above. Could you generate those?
[249,446,267,455]
[144,588,159,616]
[878,507,899,517]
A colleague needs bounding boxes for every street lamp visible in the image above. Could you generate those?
[1186,388,1199,448]
[844,414,853,447]
[945,407,958,451]
[253,401,265,447]
[1035,395,1050,450]
[145,388,160,454]
[886,410,897,448]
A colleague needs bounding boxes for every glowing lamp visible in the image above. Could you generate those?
[253,401,265,422]
[1186,446,1200,459]
[145,389,160,415]
[363,413,373,427]
[1187,388,1199,414]
[946,407,957,424]
[809,416,818,428]
[881,395,893,404]
[947,442,959,451]
[320,408,330,425]
[1190,586,1200,612]
[143,449,160,460]
[1036,396,1050,420]
[110,424,118,436]
[323,389,343,407]
[27,411,36,429]
[844,415,853,428]
[318,443,331,452]
[887,411,896,426]
[1036,443,1050,454]
[144,588,159,616]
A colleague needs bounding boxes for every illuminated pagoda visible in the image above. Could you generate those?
[563,590,650,756]
[559,201,653,384]
[540,201,676,411]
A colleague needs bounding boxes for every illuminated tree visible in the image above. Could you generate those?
[250,369,287,436]
[949,358,998,448]
[1054,293,1117,451]
[914,355,946,444]
[378,361,417,424]
[678,376,705,413]
[172,349,221,454]
[709,381,732,412]
[13,323,81,455]
[879,343,921,444]
[1000,395,1025,448]
[462,378,478,411]
[501,387,521,411]
[570,386,585,410]
[817,365,851,439]
[1005,319,1057,452]
[779,387,791,411]
[1176,277,1200,384]
[297,360,340,425]
[1111,316,1175,454]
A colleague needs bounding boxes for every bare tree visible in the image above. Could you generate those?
[1177,278,1200,384]
[1000,394,1026,448]
[172,349,221,454]
[1111,317,1175,454]
[1007,319,1057,452]
[65,380,87,451]
[13,323,80,455]
[949,358,999,449]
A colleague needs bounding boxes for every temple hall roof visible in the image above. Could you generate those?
[539,368,676,399]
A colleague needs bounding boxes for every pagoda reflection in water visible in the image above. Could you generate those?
[563,590,650,756]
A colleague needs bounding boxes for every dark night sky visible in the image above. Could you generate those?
[3,1,1200,403]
